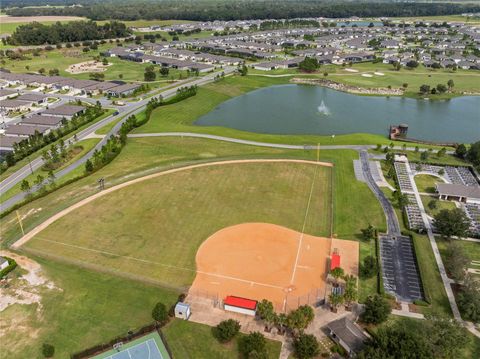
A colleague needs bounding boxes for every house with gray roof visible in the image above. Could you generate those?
[42,104,85,119]
[327,317,368,357]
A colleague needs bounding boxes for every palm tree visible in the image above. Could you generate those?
[330,267,345,287]
[329,293,344,313]
[343,275,358,311]
[274,313,287,335]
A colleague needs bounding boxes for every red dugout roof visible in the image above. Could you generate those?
[331,253,341,270]
[224,296,257,310]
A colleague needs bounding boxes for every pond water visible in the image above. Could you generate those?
[195,85,480,143]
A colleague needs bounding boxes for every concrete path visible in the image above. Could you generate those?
[403,159,480,338]
[10,158,331,249]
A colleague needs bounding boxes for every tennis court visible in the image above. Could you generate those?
[92,332,170,359]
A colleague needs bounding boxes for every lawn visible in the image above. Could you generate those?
[163,319,282,359]
[0,255,179,359]
[23,162,333,288]
[421,195,457,217]
[414,174,443,193]
[436,237,480,266]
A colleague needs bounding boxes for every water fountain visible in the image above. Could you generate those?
[317,100,330,115]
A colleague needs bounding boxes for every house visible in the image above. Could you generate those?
[21,114,64,128]
[16,93,49,105]
[436,183,480,204]
[42,104,85,119]
[4,124,49,137]
[0,135,22,153]
[0,89,18,101]
[223,296,257,316]
[106,83,141,97]
[0,99,33,114]
[327,317,368,357]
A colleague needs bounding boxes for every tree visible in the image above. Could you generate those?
[238,64,248,76]
[299,57,319,73]
[102,57,109,66]
[437,147,446,158]
[428,199,437,210]
[151,302,168,325]
[444,241,469,281]
[360,294,391,324]
[213,319,240,343]
[256,299,275,331]
[274,312,287,334]
[420,150,429,161]
[330,267,344,286]
[20,179,31,194]
[455,143,467,158]
[159,67,169,76]
[343,274,358,310]
[361,224,376,241]
[38,67,46,74]
[433,208,470,238]
[426,316,469,358]
[466,140,480,167]
[5,152,15,166]
[447,79,454,91]
[90,72,105,81]
[34,174,45,191]
[419,84,430,94]
[457,274,480,323]
[49,68,59,76]
[293,333,320,359]
[85,159,94,173]
[239,331,267,359]
[287,305,314,333]
[144,68,156,81]
[328,292,344,313]
[393,190,409,209]
[361,255,378,278]
[406,60,419,68]
[47,170,56,187]
[436,83,447,93]
[42,343,55,358]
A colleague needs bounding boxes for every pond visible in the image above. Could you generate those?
[195,85,480,143]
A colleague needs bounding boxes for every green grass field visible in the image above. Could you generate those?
[414,174,443,193]
[0,256,179,359]
[421,196,457,217]
[437,237,480,266]
[163,319,282,359]
[23,161,333,288]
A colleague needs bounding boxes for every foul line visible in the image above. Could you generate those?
[36,237,284,291]
[290,163,319,284]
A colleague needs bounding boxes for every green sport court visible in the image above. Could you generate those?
[92,332,170,359]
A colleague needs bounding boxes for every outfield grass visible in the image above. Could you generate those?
[163,319,282,359]
[24,161,333,288]
[414,174,443,193]
[0,255,178,359]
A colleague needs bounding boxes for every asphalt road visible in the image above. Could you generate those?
[0,68,235,211]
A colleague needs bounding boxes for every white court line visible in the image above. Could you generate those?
[290,164,319,284]
[36,237,284,290]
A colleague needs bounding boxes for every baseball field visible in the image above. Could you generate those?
[21,160,335,291]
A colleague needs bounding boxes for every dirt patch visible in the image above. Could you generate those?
[0,250,57,312]
[189,223,358,311]
[66,60,112,74]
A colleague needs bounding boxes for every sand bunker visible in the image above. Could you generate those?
[66,60,111,74]
[374,72,385,76]
[361,74,373,78]
[344,68,359,73]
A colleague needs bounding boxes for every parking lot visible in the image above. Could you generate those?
[379,234,424,302]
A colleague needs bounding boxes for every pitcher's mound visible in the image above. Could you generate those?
[189,223,358,311]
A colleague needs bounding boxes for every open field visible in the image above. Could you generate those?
[0,16,86,34]
[163,319,282,359]
[0,255,178,359]
[22,161,333,288]
[437,237,480,267]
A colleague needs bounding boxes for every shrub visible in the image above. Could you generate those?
[213,319,241,343]
[293,333,320,359]
[151,302,168,326]
[360,294,391,324]
[238,331,267,359]
[0,257,17,279]
[42,343,55,358]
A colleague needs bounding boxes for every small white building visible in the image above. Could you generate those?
[174,302,191,320]
[0,257,9,270]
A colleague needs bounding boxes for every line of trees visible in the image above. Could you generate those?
[7,21,130,46]
[4,1,480,21]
